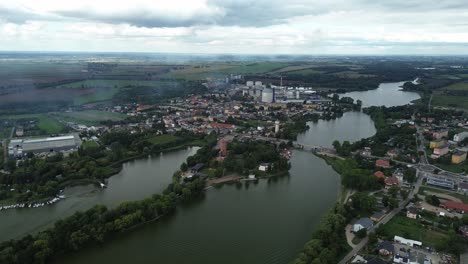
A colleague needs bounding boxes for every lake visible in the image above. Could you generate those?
[2,80,418,264]
[341,80,421,107]
[0,147,199,242]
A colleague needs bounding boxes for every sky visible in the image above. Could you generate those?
[0,0,467,55]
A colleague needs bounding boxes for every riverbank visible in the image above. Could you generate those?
[0,139,206,208]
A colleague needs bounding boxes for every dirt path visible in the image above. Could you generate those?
[425,191,462,203]
[206,175,242,186]
[345,224,356,248]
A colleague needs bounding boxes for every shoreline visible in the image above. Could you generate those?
[0,143,203,210]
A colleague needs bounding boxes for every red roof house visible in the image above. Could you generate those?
[374,171,385,179]
[376,159,391,168]
[210,122,234,129]
[442,201,468,213]
[385,176,399,189]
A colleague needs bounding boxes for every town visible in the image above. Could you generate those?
[1,76,468,264]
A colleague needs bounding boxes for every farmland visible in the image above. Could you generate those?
[164,62,288,80]
[1,113,65,136]
[440,82,468,91]
[54,110,127,125]
[432,95,468,110]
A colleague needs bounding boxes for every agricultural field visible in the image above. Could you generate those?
[1,113,65,136]
[432,95,468,110]
[270,65,316,73]
[333,71,376,78]
[148,134,180,145]
[440,82,468,91]
[164,62,288,80]
[379,215,448,248]
[283,68,323,75]
[54,110,127,125]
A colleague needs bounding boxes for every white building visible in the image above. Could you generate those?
[353,217,373,232]
[394,236,422,248]
[261,88,274,103]
[454,131,468,142]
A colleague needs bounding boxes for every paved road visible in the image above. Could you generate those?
[338,173,423,264]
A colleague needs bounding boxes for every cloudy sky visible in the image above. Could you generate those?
[0,0,467,54]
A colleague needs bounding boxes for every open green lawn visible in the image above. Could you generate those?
[148,134,180,145]
[3,114,65,135]
[456,73,468,79]
[81,140,99,149]
[441,82,468,91]
[432,95,468,109]
[55,110,126,125]
[380,215,448,248]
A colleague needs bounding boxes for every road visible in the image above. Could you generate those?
[338,173,423,264]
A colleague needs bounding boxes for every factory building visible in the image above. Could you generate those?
[8,135,81,157]
[261,88,274,103]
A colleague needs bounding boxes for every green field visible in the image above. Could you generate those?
[148,134,181,145]
[432,95,468,109]
[165,62,289,80]
[380,215,447,248]
[441,82,468,91]
[284,68,323,75]
[81,140,99,149]
[55,110,126,125]
[3,113,65,135]
[51,79,174,105]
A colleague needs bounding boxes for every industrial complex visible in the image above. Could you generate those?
[8,134,81,157]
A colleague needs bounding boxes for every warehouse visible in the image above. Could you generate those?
[8,135,80,157]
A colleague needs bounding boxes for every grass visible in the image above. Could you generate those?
[419,186,468,203]
[2,114,65,135]
[284,68,323,75]
[81,140,99,149]
[148,134,180,145]
[434,162,468,174]
[51,79,173,105]
[380,215,448,248]
[457,74,468,79]
[164,62,289,80]
[55,110,127,125]
[440,82,468,91]
[431,95,468,110]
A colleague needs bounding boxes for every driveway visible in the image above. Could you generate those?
[345,224,356,248]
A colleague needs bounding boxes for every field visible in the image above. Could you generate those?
[380,215,447,248]
[2,113,65,135]
[431,95,468,109]
[81,140,99,149]
[440,82,468,91]
[283,68,323,75]
[54,110,127,125]
[164,62,288,80]
[148,134,181,145]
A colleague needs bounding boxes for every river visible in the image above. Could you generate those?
[2,80,415,263]
[0,147,199,242]
[341,80,421,107]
